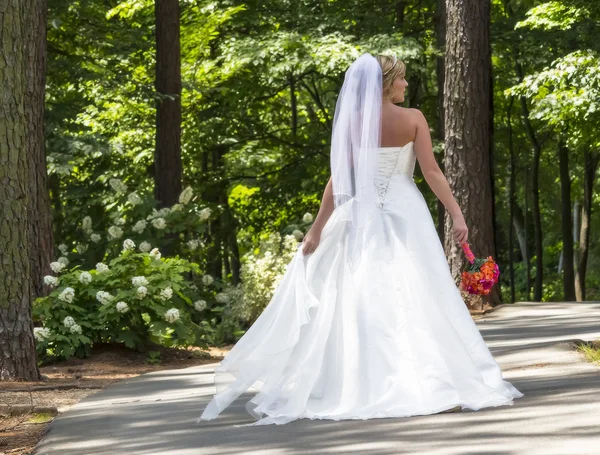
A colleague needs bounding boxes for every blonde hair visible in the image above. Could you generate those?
[376,54,406,100]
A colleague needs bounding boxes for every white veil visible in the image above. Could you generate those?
[330,53,383,268]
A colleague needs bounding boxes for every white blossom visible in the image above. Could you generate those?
[108,226,123,239]
[96,262,110,274]
[116,301,129,313]
[202,274,214,286]
[198,207,211,221]
[58,287,75,303]
[139,241,152,253]
[132,220,147,233]
[50,261,65,274]
[58,244,68,254]
[79,271,92,284]
[82,216,93,232]
[132,276,149,287]
[149,248,161,260]
[63,316,76,328]
[76,243,88,254]
[215,292,229,304]
[122,239,135,251]
[283,234,297,251]
[178,186,194,205]
[44,275,59,287]
[187,239,200,251]
[164,308,180,323]
[151,217,166,230]
[96,291,114,305]
[159,287,173,301]
[292,229,304,240]
[136,286,148,299]
[58,256,69,266]
[114,217,126,226]
[128,192,142,205]
[69,323,82,334]
[146,207,170,220]
[194,300,207,311]
[171,203,183,212]
[109,178,128,193]
[302,212,313,223]
[90,233,102,243]
[34,327,51,342]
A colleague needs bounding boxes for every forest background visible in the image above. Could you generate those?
[1,0,599,379]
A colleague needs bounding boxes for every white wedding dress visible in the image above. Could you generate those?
[198,141,524,426]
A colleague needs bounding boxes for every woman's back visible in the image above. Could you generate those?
[380,105,418,148]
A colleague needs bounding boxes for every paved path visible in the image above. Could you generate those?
[34,302,600,455]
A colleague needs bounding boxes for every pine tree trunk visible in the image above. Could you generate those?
[25,0,53,299]
[434,0,446,243]
[443,0,499,308]
[0,0,41,381]
[154,0,182,208]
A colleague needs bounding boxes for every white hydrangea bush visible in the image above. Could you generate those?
[229,232,298,324]
[36,184,227,359]
[33,248,208,360]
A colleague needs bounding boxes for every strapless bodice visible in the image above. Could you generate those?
[373,142,416,206]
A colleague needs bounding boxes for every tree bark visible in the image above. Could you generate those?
[575,148,599,301]
[558,141,575,300]
[443,0,498,308]
[434,0,446,243]
[506,96,516,303]
[395,1,406,31]
[154,0,182,208]
[0,0,42,381]
[25,0,53,299]
[518,89,543,301]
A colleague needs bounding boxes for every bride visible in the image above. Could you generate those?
[198,53,524,426]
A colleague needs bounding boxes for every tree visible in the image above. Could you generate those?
[0,0,43,381]
[26,0,53,299]
[443,0,500,307]
[154,0,182,208]
[558,141,576,300]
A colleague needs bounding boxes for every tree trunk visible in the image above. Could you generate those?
[518,93,543,301]
[26,0,53,299]
[443,0,498,308]
[154,0,182,208]
[0,0,41,381]
[575,148,599,301]
[434,0,446,243]
[395,1,406,31]
[558,141,575,300]
[506,96,516,303]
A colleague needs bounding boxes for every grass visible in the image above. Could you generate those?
[27,413,55,424]
[575,339,600,364]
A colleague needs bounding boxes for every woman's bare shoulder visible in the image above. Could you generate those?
[393,106,426,123]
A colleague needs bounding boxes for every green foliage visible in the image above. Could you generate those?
[33,248,210,360]
[229,231,301,324]
[516,2,589,31]
[43,0,600,346]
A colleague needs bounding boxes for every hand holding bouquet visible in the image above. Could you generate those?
[459,242,499,295]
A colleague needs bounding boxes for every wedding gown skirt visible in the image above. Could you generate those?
[198,142,524,426]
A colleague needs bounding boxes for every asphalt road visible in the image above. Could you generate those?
[34,302,600,455]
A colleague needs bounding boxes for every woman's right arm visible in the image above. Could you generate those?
[302,176,334,255]
[412,109,469,245]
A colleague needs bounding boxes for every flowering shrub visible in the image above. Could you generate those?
[33,245,215,360]
[56,182,211,273]
[228,232,299,324]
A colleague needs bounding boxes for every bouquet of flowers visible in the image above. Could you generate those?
[459,242,500,295]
